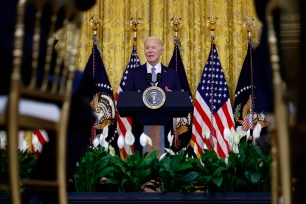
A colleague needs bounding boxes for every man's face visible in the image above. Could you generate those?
[144,38,163,66]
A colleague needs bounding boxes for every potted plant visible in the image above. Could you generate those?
[72,140,271,193]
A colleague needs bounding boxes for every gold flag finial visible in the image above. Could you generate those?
[170,16,183,43]
[207,16,219,39]
[243,16,256,38]
[89,15,102,36]
[130,16,142,43]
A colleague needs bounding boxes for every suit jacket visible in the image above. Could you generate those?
[125,63,181,92]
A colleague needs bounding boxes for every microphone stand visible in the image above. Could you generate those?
[146,73,162,86]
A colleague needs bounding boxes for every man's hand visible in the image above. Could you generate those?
[165,86,172,92]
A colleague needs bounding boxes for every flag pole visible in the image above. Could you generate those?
[89,15,102,37]
[170,16,183,149]
[243,16,256,143]
[170,16,182,45]
[170,16,183,67]
[207,15,219,42]
[243,16,255,40]
[191,14,234,158]
[206,15,219,151]
[88,15,102,85]
[130,16,142,47]
[88,15,102,144]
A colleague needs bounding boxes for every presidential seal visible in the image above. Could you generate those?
[91,92,116,130]
[142,86,166,109]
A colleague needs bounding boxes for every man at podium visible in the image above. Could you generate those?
[125,36,181,154]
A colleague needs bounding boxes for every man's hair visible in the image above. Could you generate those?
[144,36,163,48]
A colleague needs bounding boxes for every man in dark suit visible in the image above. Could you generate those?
[125,37,180,92]
[125,36,181,154]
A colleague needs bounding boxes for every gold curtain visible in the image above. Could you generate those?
[77,0,261,102]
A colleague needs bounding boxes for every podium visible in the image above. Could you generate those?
[117,90,193,155]
[116,91,193,125]
[117,91,193,156]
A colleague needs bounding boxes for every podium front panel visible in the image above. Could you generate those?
[116,91,193,125]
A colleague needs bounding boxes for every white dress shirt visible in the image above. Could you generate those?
[146,62,161,74]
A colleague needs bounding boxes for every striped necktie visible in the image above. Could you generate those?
[151,66,157,85]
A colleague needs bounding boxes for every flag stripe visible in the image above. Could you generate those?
[33,130,47,145]
[223,101,235,128]
[191,114,204,150]
[242,115,253,131]
[191,95,212,155]
[116,112,127,135]
[214,110,228,158]
[194,93,212,128]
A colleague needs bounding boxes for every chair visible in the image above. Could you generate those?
[266,1,292,203]
[0,0,83,203]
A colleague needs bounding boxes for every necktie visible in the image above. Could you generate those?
[151,67,157,84]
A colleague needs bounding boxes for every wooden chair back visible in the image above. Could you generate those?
[0,0,83,203]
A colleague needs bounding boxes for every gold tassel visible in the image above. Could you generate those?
[24,131,33,154]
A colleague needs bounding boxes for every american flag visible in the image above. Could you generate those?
[115,45,140,158]
[31,130,49,157]
[191,43,235,158]
[17,130,49,157]
[242,114,253,131]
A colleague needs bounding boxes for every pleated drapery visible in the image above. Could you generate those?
[76,0,260,102]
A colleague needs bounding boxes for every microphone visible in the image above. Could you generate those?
[146,73,162,86]
[146,73,152,84]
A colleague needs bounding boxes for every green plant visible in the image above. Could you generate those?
[0,150,37,186]
[72,141,271,193]
[199,149,227,192]
[0,150,8,185]
[73,148,161,192]
[158,151,204,192]
[227,140,271,192]
[73,147,122,192]
[118,150,160,192]
[19,152,37,180]
[199,140,271,192]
